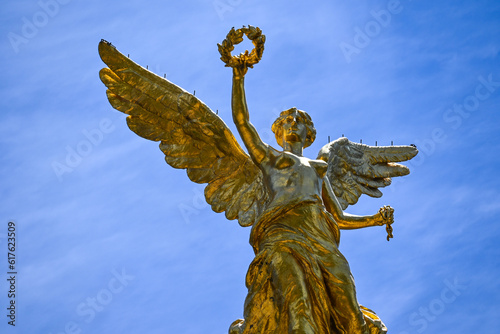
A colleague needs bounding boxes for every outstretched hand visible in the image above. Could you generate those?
[376,205,394,241]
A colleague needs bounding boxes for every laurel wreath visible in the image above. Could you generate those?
[218,25,266,68]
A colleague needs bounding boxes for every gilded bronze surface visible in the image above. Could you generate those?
[98,26,417,334]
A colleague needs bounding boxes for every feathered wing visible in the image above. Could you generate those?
[317,137,418,210]
[98,40,268,227]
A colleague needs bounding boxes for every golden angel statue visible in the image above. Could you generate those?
[98,26,417,334]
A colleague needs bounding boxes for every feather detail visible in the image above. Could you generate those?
[98,41,268,227]
[318,137,418,209]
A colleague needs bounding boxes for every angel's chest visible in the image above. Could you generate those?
[267,154,327,188]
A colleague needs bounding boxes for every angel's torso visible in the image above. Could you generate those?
[261,150,328,210]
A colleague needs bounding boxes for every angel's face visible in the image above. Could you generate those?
[282,111,307,146]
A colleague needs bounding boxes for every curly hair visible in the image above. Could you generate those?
[271,107,316,149]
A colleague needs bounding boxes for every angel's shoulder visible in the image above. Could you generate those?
[309,158,328,178]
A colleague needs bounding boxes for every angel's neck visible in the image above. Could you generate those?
[283,142,304,156]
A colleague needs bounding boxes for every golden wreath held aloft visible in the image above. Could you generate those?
[218,25,266,68]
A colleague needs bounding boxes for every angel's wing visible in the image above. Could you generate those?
[98,40,268,227]
[317,137,418,209]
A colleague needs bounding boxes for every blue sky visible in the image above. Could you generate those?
[1,0,499,333]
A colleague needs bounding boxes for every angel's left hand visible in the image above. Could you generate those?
[377,205,394,225]
[376,205,394,241]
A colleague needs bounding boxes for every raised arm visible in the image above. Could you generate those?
[322,176,392,230]
[231,66,269,164]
